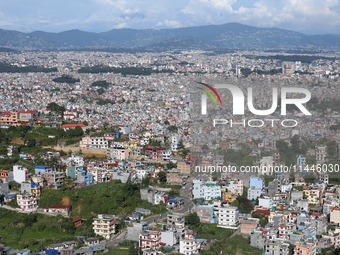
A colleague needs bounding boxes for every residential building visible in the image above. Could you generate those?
[80,136,108,149]
[330,207,340,224]
[315,146,327,164]
[217,204,239,227]
[108,147,129,160]
[13,165,29,183]
[139,230,162,249]
[192,204,215,223]
[239,219,259,234]
[278,223,295,240]
[43,205,72,215]
[167,171,182,185]
[177,161,191,175]
[179,233,200,255]
[17,193,38,212]
[192,179,221,200]
[264,239,290,255]
[293,241,316,255]
[92,214,117,240]
[44,171,65,186]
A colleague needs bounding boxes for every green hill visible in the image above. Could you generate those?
[38,180,166,218]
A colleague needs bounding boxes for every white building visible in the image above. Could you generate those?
[92,214,117,240]
[162,150,172,161]
[315,146,327,164]
[192,179,221,200]
[13,165,28,183]
[179,233,200,255]
[217,204,239,227]
[248,187,263,200]
[171,135,180,151]
[259,197,276,209]
[80,136,108,149]
[66,154,84,166]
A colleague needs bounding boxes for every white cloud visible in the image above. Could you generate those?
[113,22,128,28]
[156,20,183,28]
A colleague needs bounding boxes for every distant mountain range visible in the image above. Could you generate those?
[1,23,340,51]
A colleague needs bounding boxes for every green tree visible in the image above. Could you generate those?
[158,171,167,184]
[185,212,200,227]
[47,102,65,119]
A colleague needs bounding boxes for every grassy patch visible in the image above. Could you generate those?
[38,181,167,218]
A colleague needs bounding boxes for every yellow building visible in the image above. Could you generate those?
[222,190,237,203]
[303,189,320,204]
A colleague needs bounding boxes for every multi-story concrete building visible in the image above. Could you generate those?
[92,214,117,240]
[192,204,215,224]
[44,171,65,186]
[167,171,182,185]
[304,189,320,205]
[88,167,110,183]
[293,241,316,255]
[17,193,38,212]
[108,147,129,160]
[0,111,31,127]
[177,161,191,175]
[278,223,295,240]
[330,207,340,224]
[139,230,162,249]
[264,239,290,255]
[192,179,221,200]
[315,146,327,164]
[13,165,29,183]
[80,136,108,149]
[217,204,239,227]
[179,233,200,255]
[223,179,243,196]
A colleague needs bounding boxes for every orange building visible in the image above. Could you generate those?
[0,112,30,127]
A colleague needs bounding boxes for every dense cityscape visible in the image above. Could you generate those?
[0,47,340,255]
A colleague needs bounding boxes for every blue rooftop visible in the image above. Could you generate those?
[35,166,47,169]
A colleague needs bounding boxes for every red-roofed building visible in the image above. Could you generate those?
[144,145,164,160]
[61,123,87,132]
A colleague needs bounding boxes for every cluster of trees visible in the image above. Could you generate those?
[0,63,57,73]
[52,74,80,84]
[218,147,254,166]
[0,129,10,155]
[276,135,310,165]
[240,68,282,77]
[91,80,110,88]
[47,102,65,118]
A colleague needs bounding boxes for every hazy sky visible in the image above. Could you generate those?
[1,0,340,34]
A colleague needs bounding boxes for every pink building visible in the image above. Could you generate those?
[80,136,92,147]
[144,146,164,160]
[17,193,38,212]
